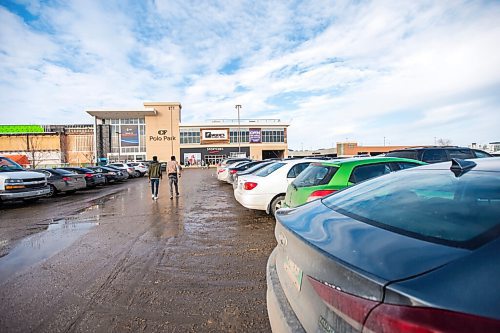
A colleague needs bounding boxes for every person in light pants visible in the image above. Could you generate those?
[166,155,181,199]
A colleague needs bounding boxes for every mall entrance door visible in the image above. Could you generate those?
[205,155,225,166]
[262,150,284,159]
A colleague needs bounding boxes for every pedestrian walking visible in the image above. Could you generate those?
[166,155,181,199]
[148,156,162,200]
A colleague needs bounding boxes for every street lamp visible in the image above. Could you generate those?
[235,104,242,154]
[116,131,121,162]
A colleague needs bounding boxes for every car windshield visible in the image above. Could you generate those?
[323,169,500,249]
[254,162,285,177]
[0,157,25,172]
[293,164,339,187]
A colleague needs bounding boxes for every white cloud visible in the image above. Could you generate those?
[0,0,499,148]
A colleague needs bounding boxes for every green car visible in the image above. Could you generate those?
[284,157,427,208]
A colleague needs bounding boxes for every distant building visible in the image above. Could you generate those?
[86,102,290,165]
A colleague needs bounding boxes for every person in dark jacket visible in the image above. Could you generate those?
[148,156,162,200]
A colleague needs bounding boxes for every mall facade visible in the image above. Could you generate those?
[86,102,290,165]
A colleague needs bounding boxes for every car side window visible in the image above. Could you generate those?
[393,162,422,170]
[349,163,392,184]
[447,149,474,160]
[473,150,490,158]
[422,149,448,163]
[287,163,311,178]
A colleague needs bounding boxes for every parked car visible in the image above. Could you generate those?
[88,166,126,183]
[386,146,492,163]
[108,163,138,178]
[232,160,277,190]
[128,162,149,176]
[226,160,269,184]
[218,160,254,183]
[36,168,87,197]
[60,167,106,188]
[104,165,131,180]
[267,158,500,333]
[234,159,326,215]
[284,157,426,208]
[0,156,50,203]
[217,157,252,176]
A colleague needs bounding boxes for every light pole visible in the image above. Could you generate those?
[116,131,121,162]
[235,104,242,154]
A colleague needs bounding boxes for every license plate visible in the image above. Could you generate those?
[284,256,303,291]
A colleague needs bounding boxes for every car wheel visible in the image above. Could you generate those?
[47,184,57,197]
[270,195,285,216]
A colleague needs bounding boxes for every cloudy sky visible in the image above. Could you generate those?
[1,0,499,150]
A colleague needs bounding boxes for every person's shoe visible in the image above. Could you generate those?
[154,196,158,200]
[151,194,155,200]
[176,193,180,197]
[170,196,173,199]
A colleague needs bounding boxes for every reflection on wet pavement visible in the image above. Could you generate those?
[0,218,98,284]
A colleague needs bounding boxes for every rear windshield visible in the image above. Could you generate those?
[323,169,500,249]
[54,168,78,175]
[293,164,339,187]
[254,163,285,177]
[244,162,273,174]
[386,151,418,160]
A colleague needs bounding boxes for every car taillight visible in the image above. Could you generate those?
[62,177,71,181]
[218,168,226,174]
[243,182,258,190]
[230,169,237,174]
[309,276,500,333]
[365,301,500,333]
[85,173,93,178]
[306,189,336,202]
[308,276,376,331]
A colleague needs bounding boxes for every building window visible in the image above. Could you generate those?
[180,128,200,144]
[230,128,249,143]
[262,129,285,143]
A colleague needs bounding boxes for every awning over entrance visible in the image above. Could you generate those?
[86,108,157,119]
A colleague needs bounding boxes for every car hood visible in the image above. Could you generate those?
[1,170,46,179]
[276,200,469,282]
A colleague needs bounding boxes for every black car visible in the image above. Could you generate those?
[386,146,492,163]
[87,166,122,183]
[60,167,106,188]
[227,160,269,184]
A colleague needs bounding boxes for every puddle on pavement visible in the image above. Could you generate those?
[0,217,99,284]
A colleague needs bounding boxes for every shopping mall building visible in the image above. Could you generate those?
[86,102,290,165]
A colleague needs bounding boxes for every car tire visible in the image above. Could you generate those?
[270,195,285,216]
[47,184,57,197]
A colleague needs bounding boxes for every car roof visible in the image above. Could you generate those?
[415,157,500,172]
[312,156,427,167]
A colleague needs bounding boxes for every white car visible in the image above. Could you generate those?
[234,159,326,215]
[217,159,252,182]
[128,162,149,176]
[108,163,138,178]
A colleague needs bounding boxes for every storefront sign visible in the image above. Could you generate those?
[121,125,139,147]
[206,147,224,154]
[249,128,261,143]
[149,129,176,142]
[201,128,229,144]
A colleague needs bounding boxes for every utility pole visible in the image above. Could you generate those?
[116,131,121,162]
[235,104,242,154]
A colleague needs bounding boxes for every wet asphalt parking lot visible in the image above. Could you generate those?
[0,168,276,332]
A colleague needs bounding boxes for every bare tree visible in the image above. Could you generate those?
[436,138,452,146]
[24,134,57,168]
